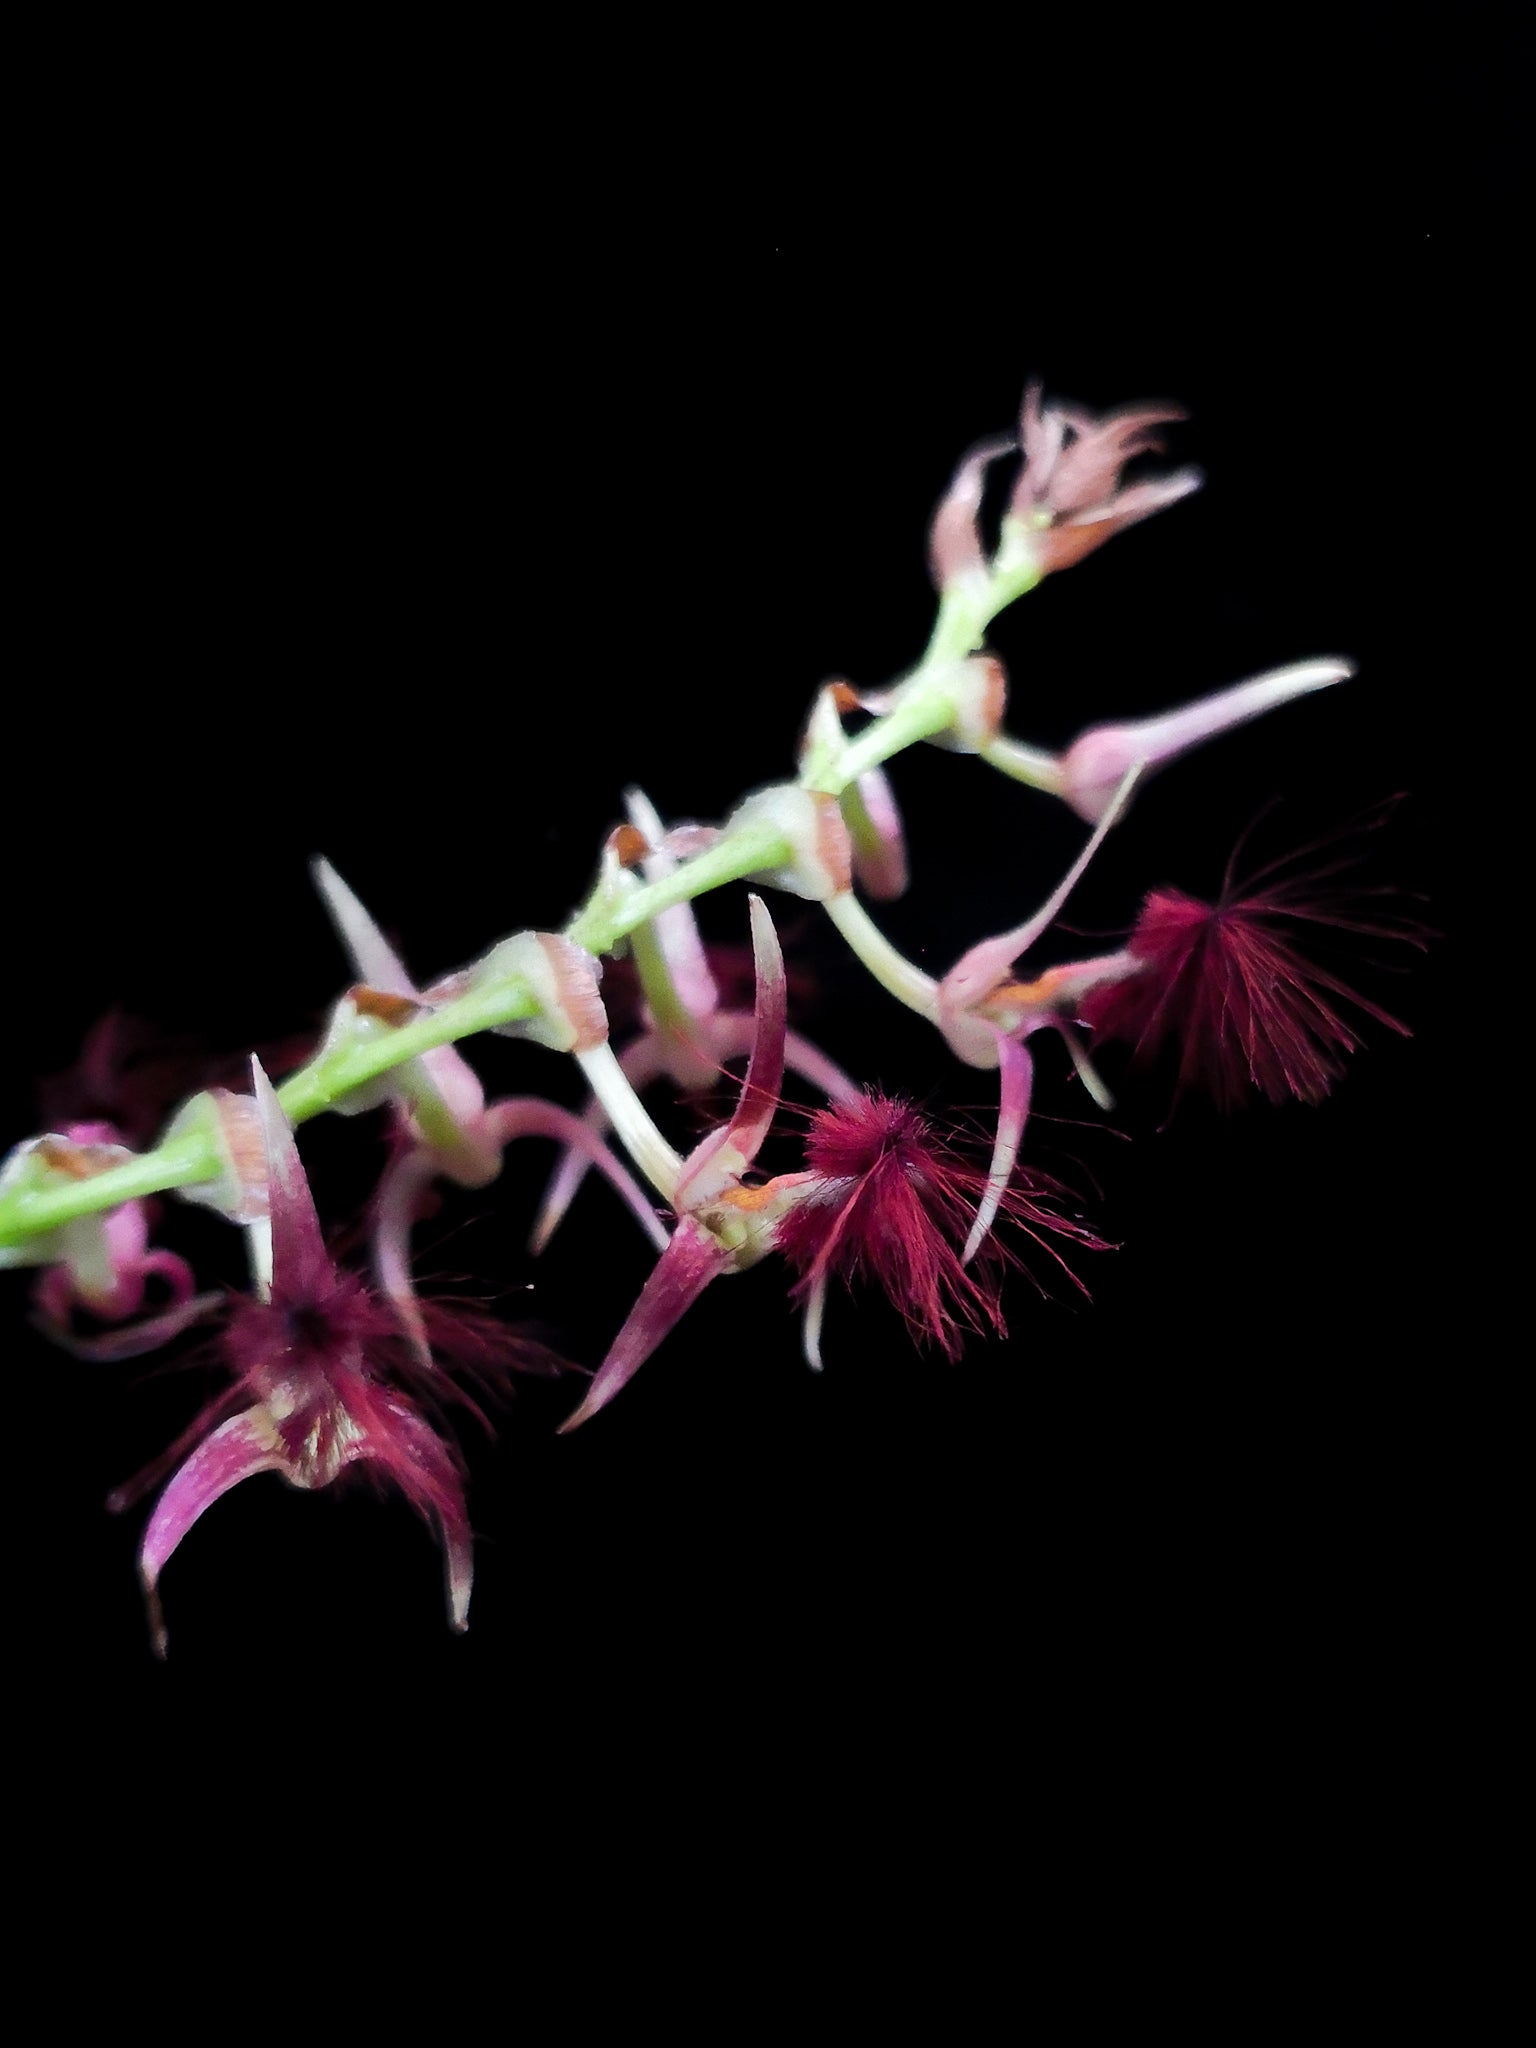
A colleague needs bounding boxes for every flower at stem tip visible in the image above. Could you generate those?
[928,382,1202,595]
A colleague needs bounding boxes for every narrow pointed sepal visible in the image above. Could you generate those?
[963,1033,1034,1266]
[138,1407,289,1655]
[558,1218,728,1433]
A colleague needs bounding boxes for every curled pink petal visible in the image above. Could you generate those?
[372,1146,443,1364]
[34,1289,224,1362]
[251,1060,329,1303]
[342,1397,476,1633]
[312,857,416,997]
[674,898,788,1206]
[483,1097,670,1254]
[528,1037,667,1256]
[963,1032,1035,1266]
[559,1218,728,1432]
[928,432,1017,590]
[138,1407,290,1656]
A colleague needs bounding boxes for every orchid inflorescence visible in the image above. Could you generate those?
[0,378,1420,1652]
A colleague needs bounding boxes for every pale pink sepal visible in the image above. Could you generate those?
[558,1217,729,1433]
[845,766,910,901]
[963,1032,1034,1266]
[938,768,1140,1039]
[348,1400,474,1633]
[34,1282,221,1362]
[527,1039,666,1257]
[483,1099,669,1253]
[674,897,786,1207]
[138,1406,288,1656]
[928,433,1018,591]
[1056,660,1354,824]
[376,1094,670,1363]
[251,1061,328,1302]
[312,857,488,1141]
[625,788,722,1025]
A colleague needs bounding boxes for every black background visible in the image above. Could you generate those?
[6,18,1504,1942]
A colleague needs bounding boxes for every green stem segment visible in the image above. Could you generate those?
[3,555,1051,1250]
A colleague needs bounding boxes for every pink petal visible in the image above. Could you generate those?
[483,1097,670,1254]
[342,1399,476,1633]
[928,431,1017,589]
[558,1218,728,1432]
[138,1407,289,1656]
[625,788,723,1024]
[33,1289,223,1362]
[313,857,488,1138]
[312,856,417,997]
[963,1032,1034,1265]
[250,1060,331,1303]
[844,767,910,901]
[674,897,787,1205]
[939,773,1140,1023]
[371,1146,443,1364]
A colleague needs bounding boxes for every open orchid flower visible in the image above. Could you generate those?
[126,1061,558,1654]
[0,1123,211,1360]
[312,859,668,1358]
[530,789,859,1257]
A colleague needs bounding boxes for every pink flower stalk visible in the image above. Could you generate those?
[312,859,668,1359]
[531,788,858,1257]
[1039,660,1355,824]
[928,384,1201,590]
[1079,814,1420,1111]
[132,1061,545,1654]
[770,1092,1102,1368]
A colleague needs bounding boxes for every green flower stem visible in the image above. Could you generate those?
[0,970,541,1248]
[978,731,1065,794]
[0,1131,219,1246]
[275,976,540,1123]
[564,814,791,957]
[2,553,1051,1252]
[814,682,959,792]
[821,893,939,1021]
